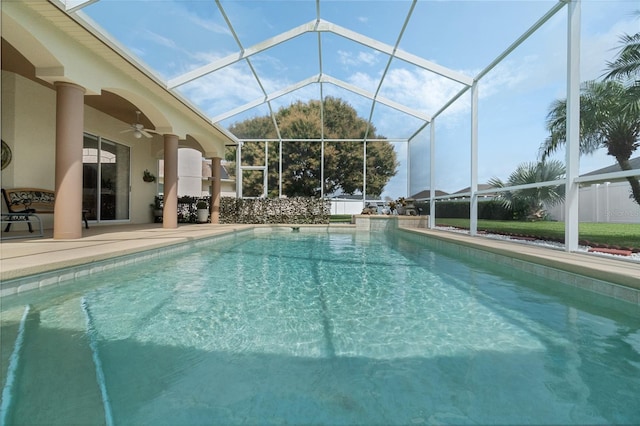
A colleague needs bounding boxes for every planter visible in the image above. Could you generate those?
[197,208,209,223]
[152,209,163,223]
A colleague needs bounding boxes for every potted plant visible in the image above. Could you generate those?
[150,195,163,222]
[395,197,407,215]
[143,169,156,182]
[196,200,209,223]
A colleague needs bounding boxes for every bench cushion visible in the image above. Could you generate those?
[2,188,55,213]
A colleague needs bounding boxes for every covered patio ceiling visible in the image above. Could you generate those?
[51,0,563,145]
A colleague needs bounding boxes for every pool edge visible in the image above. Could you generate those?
[398,227,640,306]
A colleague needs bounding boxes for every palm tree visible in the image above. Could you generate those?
[488,160,566,220]
[604,12,640,113]
[541,80,640,206]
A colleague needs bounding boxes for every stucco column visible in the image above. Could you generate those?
[163,134,179,228]
[210,156,222,224]
[54,82,85,239]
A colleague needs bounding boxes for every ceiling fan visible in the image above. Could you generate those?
[121,111,156,139]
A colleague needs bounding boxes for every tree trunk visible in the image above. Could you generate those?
[616,157,640,206]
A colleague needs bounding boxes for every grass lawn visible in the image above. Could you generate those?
[435,218,640,250]
[330,214,353,223]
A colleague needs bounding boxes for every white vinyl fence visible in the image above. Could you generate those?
[546,181,640,224]
[329,198,391,215]
[330,199,366,215]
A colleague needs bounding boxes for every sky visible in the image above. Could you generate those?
[77,0,639,198]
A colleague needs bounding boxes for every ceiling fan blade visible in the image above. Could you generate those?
[140,129,153,138]
[120,128,134,133]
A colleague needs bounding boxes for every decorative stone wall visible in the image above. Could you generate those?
[220,197,330,224]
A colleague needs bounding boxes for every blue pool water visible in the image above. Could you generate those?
[1,229,639,425]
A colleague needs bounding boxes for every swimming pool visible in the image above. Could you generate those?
[1,228,639,425]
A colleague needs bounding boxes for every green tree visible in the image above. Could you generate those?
[488,160,566,220]
[541,80,640,206]
[226,97,398,198]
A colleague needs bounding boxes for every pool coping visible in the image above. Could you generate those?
[398,226,639,305]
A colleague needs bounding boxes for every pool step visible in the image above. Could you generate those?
[5,299,107,424]
[0,305,30,425]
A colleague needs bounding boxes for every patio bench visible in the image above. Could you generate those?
[2,188,88,239]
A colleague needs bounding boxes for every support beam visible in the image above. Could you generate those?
[429,120,436,229]
[317,20,473,86]
[469,82,479,237]
[322,75,432,122]
[565,0,581,252]
[168,21,316,89]
[236,142,243,198]
[211,74,431,124]
[363,141,367,209]
[210,157,221,224]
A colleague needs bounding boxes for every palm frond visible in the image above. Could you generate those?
[605,32,640,80]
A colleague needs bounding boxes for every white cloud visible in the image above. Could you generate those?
[141,29,178,50]
[178,65,270,117]
[184,12,230,35]
[377,68,470,119]
[338,50,381,68]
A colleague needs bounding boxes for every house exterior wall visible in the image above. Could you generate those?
[2,71,162,227]
[83,105,160,225]
[546,182,640,224]
[2,72,57,190]
[2,1,237,237]
[2,71,57,229]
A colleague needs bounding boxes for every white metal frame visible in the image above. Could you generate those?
[59,0,603,253]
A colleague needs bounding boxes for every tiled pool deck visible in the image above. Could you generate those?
[0,223,638,305]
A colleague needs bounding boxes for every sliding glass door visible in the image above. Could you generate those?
[83,134,130,222]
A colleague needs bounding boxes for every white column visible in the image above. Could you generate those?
[470,81,479,237]
[407,140,411,197]
[429,120,436,229]
[211,156,221,224]
[263,142,268,197]
[363,141,367,209]
[236,142,243,198]
[279,140,283,197]
[321,140,325,198]
[564,0,581,251]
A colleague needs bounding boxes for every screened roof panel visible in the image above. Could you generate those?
[320,83,374,122]
[217,1,317,48]
[319,1,415,46]
[247,33,320,93]
[267,84,322,114]
[319,32,388,86]
[378,58,466,118]
[370,103,425,140]
[61,0,639,197]
[83,0,238,80]
[219,104,274,132]
[399,1,559,71]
